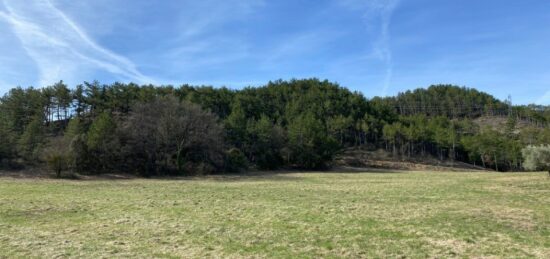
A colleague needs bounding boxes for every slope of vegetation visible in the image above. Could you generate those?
[0,172,548,258]
[1,79,549,175]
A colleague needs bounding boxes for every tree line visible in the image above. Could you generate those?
[1,79,549,175]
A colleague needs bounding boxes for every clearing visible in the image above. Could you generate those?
[0,171,549,258]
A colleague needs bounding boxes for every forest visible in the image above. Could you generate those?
[1,79,549,176]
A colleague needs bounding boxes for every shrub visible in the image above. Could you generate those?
[224,148,249,172]
[46,153,70,178]
[43,137,71,178]
[522,145,550,176]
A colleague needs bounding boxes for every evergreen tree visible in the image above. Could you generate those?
[0,112,17,165]
[0,79,548,174]
[248,115,285,169]
[86,112,119,173]
[17,116,45,162]
[288,112,338,169]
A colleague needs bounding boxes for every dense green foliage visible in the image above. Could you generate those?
[389,85,507,118]
[1,79,549,175]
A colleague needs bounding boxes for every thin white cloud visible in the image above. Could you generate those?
[261,30,342,69]
[153,0,264,81]
[365,0,400,96]
[339,0,400,96]
[173,0,265,40]
[0,0,152,87]
[165,37,251,71]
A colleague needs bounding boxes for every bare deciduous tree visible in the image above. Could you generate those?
[124,96,224,175]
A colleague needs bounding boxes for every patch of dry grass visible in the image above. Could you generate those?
[0,172,549,258]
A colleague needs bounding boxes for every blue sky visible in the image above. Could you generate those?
[0,0,549,104]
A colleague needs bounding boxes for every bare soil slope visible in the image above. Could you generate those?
[334,148,488,172]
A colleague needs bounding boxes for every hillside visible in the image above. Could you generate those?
[474,116,527,133]
[1,79,549,176]
[385,85,508,118]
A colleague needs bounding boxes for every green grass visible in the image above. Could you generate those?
[0,172,549,258]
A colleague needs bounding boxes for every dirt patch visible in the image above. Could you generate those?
[425,237,473,257]
[335,148,488,172]
[466,206,536,231]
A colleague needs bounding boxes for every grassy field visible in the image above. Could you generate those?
[0,171,549,258]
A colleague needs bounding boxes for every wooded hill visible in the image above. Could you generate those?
[1,79,549,175]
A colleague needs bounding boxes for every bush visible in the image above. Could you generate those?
[46,154,70,178]
[43,137,72,178]
[522,145,550,176]
[224,148,249,172]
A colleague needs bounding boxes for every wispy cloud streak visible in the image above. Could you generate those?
[0,0,152,86]
[340,0,399,96]
[366,0,399,96]
[261,30,341,69]
[378,0,398,96]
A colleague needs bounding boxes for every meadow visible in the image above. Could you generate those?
[0,171,549,258]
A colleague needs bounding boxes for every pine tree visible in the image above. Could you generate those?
[17,116,45,162]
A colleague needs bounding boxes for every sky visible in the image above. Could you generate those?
[0,0,549,104]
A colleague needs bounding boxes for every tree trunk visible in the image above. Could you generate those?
[177,148,184,174]
[421,144,426,157]
[494,154,498,171]
[452,142,456,161]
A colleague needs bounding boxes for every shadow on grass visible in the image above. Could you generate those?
[194,167,405,182]
[0,166,405,182]
[85,167,404,182]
